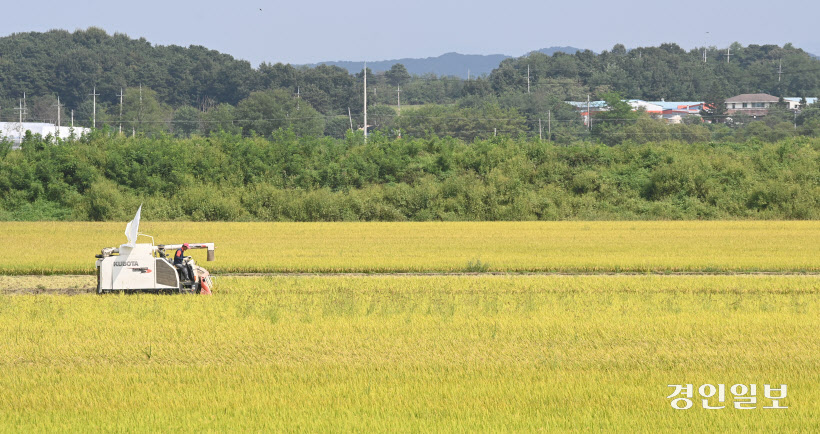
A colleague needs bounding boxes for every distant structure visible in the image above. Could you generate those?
[0,122,91,149]
[565,100,607,126]
[644,100,707,123]
[783,97,818,110]
[627,100,664,115]
[724,94,817,118]
[724,93,780,117]
[567,99,710,124]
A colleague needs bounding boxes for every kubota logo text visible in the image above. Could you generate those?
[113,261,139,267]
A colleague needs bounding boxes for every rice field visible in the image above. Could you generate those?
[1,221,819,274]
[1,221,818,431]
[0,274,817,431]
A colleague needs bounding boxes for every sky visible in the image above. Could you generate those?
[2,0,818,66]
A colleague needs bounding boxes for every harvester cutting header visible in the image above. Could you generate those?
[95,206,216,294]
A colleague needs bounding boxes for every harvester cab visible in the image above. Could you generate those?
[95,206,216,294]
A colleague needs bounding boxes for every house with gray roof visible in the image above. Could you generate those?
[725,93,779,117]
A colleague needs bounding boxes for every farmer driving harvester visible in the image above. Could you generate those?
[174,243,192,281]
[95,206,215,294]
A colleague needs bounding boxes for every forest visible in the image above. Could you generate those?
[2,28,820,143]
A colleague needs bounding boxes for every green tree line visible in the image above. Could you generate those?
[3,29,820,140]
[1,131,819,221]
[489,43,820,101]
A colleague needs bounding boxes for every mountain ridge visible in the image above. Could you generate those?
[303,46,584,78]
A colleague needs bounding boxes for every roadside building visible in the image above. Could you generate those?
[0,122,90,149]
[648,101,706,123]
[627,100,664,116]
[565,100,608,126]
[783,97,818,110]
[724,93,779,117]
[567,99,709,125]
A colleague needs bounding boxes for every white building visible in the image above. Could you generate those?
[0,122,91,149]
[783,97,818,110]
[627,100,664,115]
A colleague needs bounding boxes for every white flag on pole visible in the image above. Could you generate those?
[123,205,142,247]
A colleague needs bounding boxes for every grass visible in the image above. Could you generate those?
[0,274,817,431]
[1,221,819,275]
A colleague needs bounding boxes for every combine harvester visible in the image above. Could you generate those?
[95,206,216,294]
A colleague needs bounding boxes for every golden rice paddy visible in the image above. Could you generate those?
[0,222,817,431]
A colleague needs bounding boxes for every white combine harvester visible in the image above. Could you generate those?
[95,206,215,294]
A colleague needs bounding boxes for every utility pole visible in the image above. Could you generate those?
[52,96,63,139]
[548,111,553,141]
[139,84,143,131]
[16,99,25,123]
[538,118,542,140]
[53,96,63,128]
[778,59,782,82]
[363,62,367,141]
[587,94,591,130]
[71,110,74,128]
[527,65,530,94]
[118,88,124,134]
[348,107,353,132]
[467,69,470,80]
[397,85,401,114]
[23,92,26,121]
[704,31,710,63]
[726,47,731,63]
[89,86,100,128]
[14,99,25,142]
[296,86,300,111]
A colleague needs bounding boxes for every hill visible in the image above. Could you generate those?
[531,46,585,56]
[305,47,584,78]
[2,28,819,131]
[0,28,258,111]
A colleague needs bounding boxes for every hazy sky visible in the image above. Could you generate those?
[3,0,818,66]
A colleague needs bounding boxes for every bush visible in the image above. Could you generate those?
[1,133,820,221]
[178,184,244,221]
[76,179,133,221]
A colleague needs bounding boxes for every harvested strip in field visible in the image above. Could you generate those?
[0,275,95,294]
[1,221,819,275]
[0,275,817,431]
